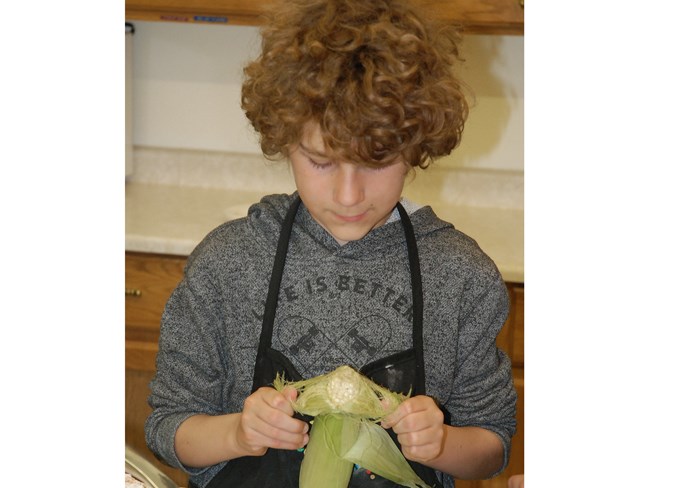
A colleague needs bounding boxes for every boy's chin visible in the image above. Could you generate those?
[327,227,372,245]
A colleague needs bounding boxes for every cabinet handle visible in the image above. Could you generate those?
[126,288,142,297]
[519,0,524,8]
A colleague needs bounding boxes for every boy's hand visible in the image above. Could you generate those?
[235,386,309,456]
[508,474,524,488]
[381,395,445,463]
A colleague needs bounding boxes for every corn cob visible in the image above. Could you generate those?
[274,365,431,488]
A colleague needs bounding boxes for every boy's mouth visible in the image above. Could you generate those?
[335,211,367,223]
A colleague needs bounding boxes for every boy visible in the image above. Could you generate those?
[145,0,517,487]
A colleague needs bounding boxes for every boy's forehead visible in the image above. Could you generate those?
[297,120,406,167]
[299,121,362,160]
[300,121,329,154]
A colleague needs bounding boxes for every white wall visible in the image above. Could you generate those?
[131,20,523,172]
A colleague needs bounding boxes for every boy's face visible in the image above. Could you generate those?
[289,122,409,245]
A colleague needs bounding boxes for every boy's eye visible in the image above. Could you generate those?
[308,157,333,170]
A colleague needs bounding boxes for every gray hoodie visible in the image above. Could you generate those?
[145,192,517,488]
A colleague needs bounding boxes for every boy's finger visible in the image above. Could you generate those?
[281,386,298,402]
[381,407,405,429]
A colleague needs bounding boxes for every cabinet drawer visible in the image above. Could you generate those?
[125,252,187,336]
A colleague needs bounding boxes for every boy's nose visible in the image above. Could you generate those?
[333,164,364,207]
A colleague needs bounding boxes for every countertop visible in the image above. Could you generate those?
[126,182,523,283]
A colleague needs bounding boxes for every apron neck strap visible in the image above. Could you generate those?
[396,202,426,395]
[252,196,301,391]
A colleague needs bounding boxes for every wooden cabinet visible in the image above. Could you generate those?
[125,0,524,35]
[125,251,524,487]
[416,0,524,34]
[126,252,189,487]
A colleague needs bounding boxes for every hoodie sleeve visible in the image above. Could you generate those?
[144,252,229,476]
[446,270,517,476]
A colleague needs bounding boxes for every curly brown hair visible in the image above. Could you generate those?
[241,0,469,169]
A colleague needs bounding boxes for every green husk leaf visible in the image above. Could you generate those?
[344,420,431,488]
[299,414,357,488]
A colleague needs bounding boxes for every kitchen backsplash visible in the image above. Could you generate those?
[127,146,523,210]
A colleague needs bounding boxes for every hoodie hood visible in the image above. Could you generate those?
[246,192,454,261]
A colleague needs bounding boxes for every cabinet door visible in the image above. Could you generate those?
[126,0,524,34]
[126,0,273,25]
[126,364,190,487]
[414,0,524,34]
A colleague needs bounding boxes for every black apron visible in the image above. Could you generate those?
[203,196,445,488]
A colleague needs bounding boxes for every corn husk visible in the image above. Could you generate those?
[274,365,431,488]
[344,420,428,488]
[299,414,357,488]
